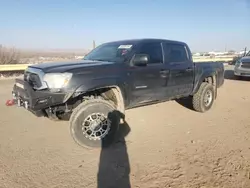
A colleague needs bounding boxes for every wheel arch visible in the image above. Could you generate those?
[193,72,218,98]
[74,84,126,114]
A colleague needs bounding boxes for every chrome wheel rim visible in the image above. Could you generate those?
[204,90,213,107]
[81,113,111,141]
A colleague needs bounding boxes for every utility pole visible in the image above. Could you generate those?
[92,40,96,49]
[243,47,247,56]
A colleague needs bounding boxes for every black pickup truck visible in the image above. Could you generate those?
[11,39,224,148]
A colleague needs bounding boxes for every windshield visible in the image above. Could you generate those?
[83,43,134,62]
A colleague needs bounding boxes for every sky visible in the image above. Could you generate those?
[0,0,250,52]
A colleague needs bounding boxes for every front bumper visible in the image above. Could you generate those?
[12,78,67,117]
[234,66,250,77]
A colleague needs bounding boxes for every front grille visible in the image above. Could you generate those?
[24,72,42,88]
[241,62,250,69]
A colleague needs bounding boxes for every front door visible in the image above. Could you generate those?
[128,42,170,106]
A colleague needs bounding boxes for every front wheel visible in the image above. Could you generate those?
[192,82,215,113]
[69,99,120,148]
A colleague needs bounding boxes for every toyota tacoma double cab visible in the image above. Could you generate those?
[11,39,224,148]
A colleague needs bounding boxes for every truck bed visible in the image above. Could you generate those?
[193,61,224,94]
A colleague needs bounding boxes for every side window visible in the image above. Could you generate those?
[164,43,189,63]
[137,42,163,64]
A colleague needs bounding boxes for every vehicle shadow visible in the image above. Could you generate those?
[97,110,131,188]
[175,97,194,111]
[224,69,250,81]
[224,69,236,80]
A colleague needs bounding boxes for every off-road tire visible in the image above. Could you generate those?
[69,99,120,148]
[192,82,215,113]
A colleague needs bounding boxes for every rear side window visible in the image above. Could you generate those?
[137,42,163,64]
[163,43,189,63]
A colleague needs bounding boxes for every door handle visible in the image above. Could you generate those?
[185,68,193,72]
[159,70,169,74]
[159,69,169,78]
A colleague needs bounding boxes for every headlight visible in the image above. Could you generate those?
[43,73,72,89]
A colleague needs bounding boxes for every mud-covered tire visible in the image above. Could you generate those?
[192,82,215,113]
[69,99,120,148]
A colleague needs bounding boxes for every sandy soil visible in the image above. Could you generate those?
[0,66,250,188]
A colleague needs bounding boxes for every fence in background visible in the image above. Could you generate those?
[0,64,32,72]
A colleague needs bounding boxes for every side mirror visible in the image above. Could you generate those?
[132,54,149,66]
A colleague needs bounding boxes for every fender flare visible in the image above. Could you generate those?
[193,72,217,95]
[73,79,128,114]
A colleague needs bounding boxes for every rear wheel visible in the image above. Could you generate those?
[192,82,215,112]
[69,99,120,148]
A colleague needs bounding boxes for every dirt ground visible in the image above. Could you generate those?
[0,66,250,188]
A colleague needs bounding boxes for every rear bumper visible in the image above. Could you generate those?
[12,78,67,117]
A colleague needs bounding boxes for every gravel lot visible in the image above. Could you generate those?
[0,66,250,188]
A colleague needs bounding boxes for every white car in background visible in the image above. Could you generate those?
[234,51,250,79]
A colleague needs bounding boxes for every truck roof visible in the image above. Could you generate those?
[104,38,187,46]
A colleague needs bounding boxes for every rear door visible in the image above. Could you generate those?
[128,41,170,105]
[162,43,194,97]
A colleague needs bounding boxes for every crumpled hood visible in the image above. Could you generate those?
[28,59,116,73]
